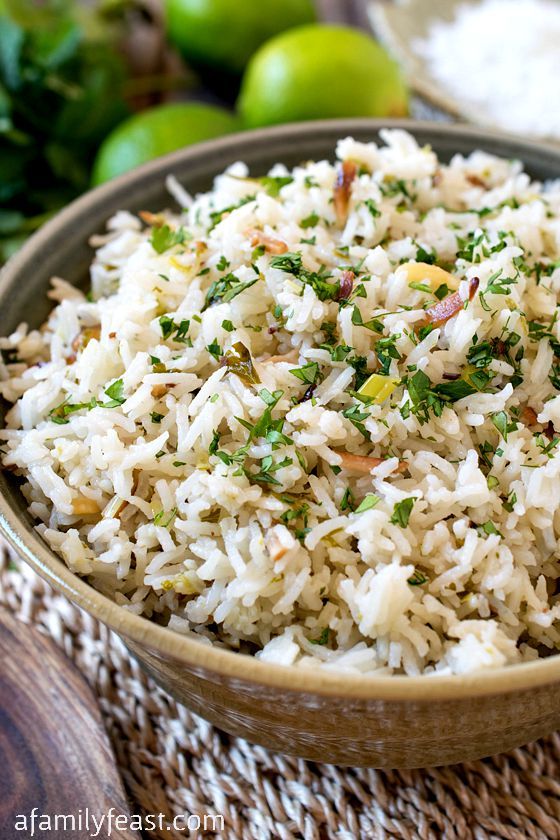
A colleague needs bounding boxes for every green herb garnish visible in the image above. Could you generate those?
[223,342,260,385]
[310,628,330,646]
[150,224,190,254]
[300,212,319,228]
[203,272,259,309]
[354,494,380,514]
[289,362,320,385]
[390,497,416,528]
[407,570,427,585]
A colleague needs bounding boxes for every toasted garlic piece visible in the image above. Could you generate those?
[248,228,288,255]
[334,160,357,226]
[71,325,101,353]
[334,451,407,474]
[422,277,479,327]
[139,210,165,227]
[72,497,101,515]
[401,262,459,290]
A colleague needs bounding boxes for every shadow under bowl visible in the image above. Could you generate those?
[2,119,560,768]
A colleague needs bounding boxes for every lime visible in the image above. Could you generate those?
[92,102,240,184]
[238,24,409,127]
[164,0,316,76]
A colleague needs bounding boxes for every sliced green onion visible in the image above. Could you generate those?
[357,373,399,404]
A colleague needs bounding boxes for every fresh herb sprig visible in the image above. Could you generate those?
[269,251,341,302]
[0,0,128,263]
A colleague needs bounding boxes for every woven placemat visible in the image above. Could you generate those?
[2,541,560,839]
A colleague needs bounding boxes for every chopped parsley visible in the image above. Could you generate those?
[341,487,356,512]
[354,494,380,514]
[402,368,491,424]
[175,320,190,342]
[150,224,190,254]
[310,628,330,646]
[434,283,450,300]
[223,342,260,385]
[159,316,190,343]
[491,410,517,441]
[503,491,517,512]
[478,520,502,538]
[49,378,125,424]
[209,195,256,229]
[257,175,293,197]
[237,389,284,442]
[390,497,416,528]
[351,305,385,335]
[281,503,310,540]
[250,454,293,486]
[380,178,414,201]
[153,507,177,528]
[375,335,402,375]
[300,212,319,228]
[415,245,436,264]
[206,339,222,361]
[269,251,340,302]
[342,404,370,439]
[203,272,259,309]
[103,378,126,407]
[364,199,381,218]
[407,570,427,586]
[536,434,559,457]
[159,315,175,340]
[289,362,320,385]
[49,398,96,424]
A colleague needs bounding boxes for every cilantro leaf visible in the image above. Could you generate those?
[390,497,416,528]
[342,404,370,439]
[355,494,380,514]
[209,195,256,229]
[270,251,339,301]
[258,175,293,197]
[159,315,175,339]
[223,342,260,385]
[300,211,319,228]
[364,199,381,218]
[104,378,125,407]
[149,224,190,254]
[203,272,259,309]
[289,362,320,385]
[310,628,330,646]
[407,570,427,585]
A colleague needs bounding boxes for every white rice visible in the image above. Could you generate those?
[416,0,560,141]
[3,129,560,675]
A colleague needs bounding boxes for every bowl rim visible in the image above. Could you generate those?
[3,117,560,702]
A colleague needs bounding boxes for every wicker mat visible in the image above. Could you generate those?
[2,541,560,840]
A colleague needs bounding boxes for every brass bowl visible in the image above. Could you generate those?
[2,119,560,768]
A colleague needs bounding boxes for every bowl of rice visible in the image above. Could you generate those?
[2,119,560,768]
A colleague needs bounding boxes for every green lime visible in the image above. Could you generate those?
[238,24,409,128]
[164,0,316,76]
[92,102,240,185]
